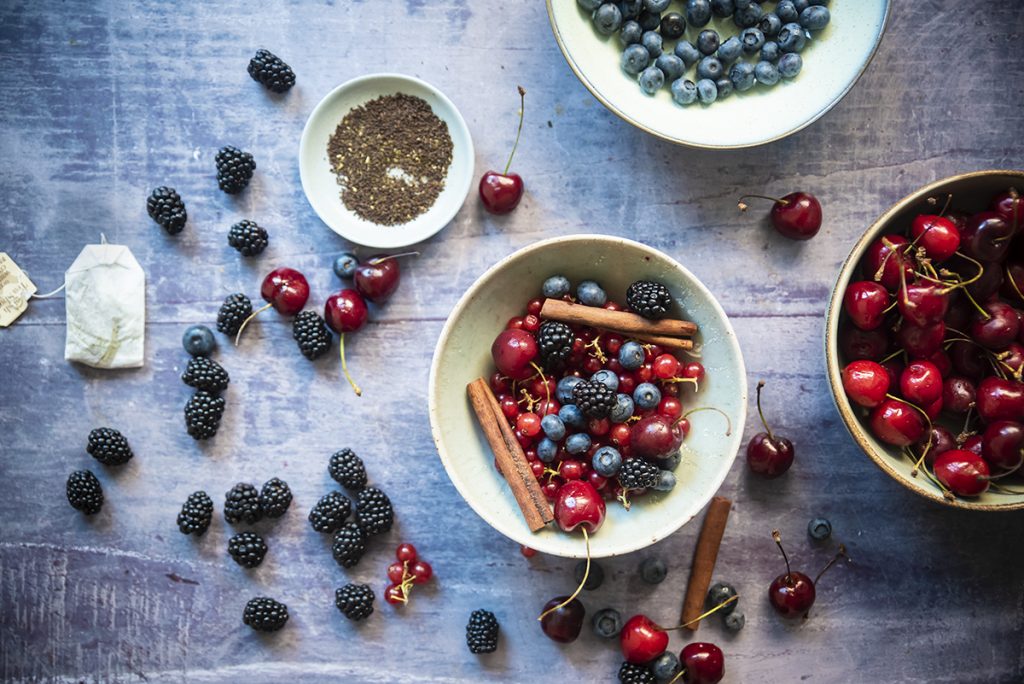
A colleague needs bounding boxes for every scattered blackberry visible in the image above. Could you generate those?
[177,491,214,535]
[618,662,656,684]
[215,146,256,194]
[259,477,292,518]
[466,609,500,654]
[184,390,225,440]
[331,522,368,568]
[146,186,187,234]
[572,380,616,419]
[308,491,351,533]
[293,311,331,360]
[334,583,375,621]
[618,458,661,490]
[355,487,393,535]
[228,531,268,568]
[224,482,263,525]
[537,321,573,369]
[227,220,269,257]
[217,293,253,336]
[243,597,288,632]
[626,280,673,320]
[86,427,133,466]
[66,470,103,515]
[247,49,296,93]
[328,448,367,491]
[181,357,230,393]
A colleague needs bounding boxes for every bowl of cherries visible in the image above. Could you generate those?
[429,235,747,558]
[827,170,1024,510]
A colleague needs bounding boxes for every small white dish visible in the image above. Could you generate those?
[548,1,890,149]
[299,73,474,249]
[428,235,748,558]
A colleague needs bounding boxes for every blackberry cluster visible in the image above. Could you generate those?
[259,478,292,518]
[184,390,225,440]
[572,379,617,419]
[626,280,672,320]
[217,293,253,336]
[146,186,187,234]
[331,522,368,568]
[243,597,288,632]
[308,491,351,533]
[215,146,256,194]
[177,490,213,535]
[328,448,367,491]
[355,487,393,535]
[86,427,133,466]
[228,531,268,568]
[335,583,375,621]
[618,458,661,490]
[66,470,103,515]
[181,357,230,393]
[618,662,655,684]
[227,220,269,257]
[537,321,573,369]
[224,482,263,525]
[466,609,500,654]
[247,49,296,93]
[293,311,331,360]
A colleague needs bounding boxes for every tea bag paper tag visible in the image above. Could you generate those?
[0,252,36,327]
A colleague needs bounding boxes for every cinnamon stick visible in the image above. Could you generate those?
[541,298,697,338]
[630,332,694,351]
[467,378,553,532]
[680,496,732,630]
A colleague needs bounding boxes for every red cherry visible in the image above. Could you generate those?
[980,420,1024,470]
[933,450,990,496]
[869,399,926,447]
[679,642,725,684]
[260,267,310,315]
[949,341,988,381]
[976,377,1024,423]
[843,281,890,330]
[353,254,401,303]
[841,360,890,408]
[991,188,1021,227]
[910,214,961,263]
[841,327,890,361]
[897,283,949,327]
[619,614,669,665]
[962,435,983,456]
[747,381,793,478]
[630,414,684,460]
[490,329,538,380]
[479,86,526,215]
[897,321,945,358]
[942,376,977,414]
[739,192,822,240]
[553,480,605,533]
[539,596,584,643]
[769,570,816,619]
[918,425,957,467]
[960,211,1013,262]
[396,543,417,563]
[970,300,1020,350]
[410,560,433,584]
[864,234,914,291]
[324,289,368,333]
[899,360,943,405]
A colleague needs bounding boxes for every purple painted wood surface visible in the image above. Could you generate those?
[2,1,1023,682]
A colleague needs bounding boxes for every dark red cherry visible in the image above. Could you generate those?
[841,327,889,362]
[843,281,889,330]
[925,349,952,378]
[944,292,972,330]
[897,321,945,357]
[997,342,1024,378]
[479,86,526,215]
[899,360,943,405]
[898,283,948,327]
[747,381,793,478]
[991,188,1021,228]
[864,234,913,291]
[869,399,926,447]
[880,359,905,387]
[491,329,538,380]
[324,289,369,333]
[917,425,957,467]
[261,267,310,316]
[620,614,669,665]
[962,435,983,456]
[981,420,1024,470]
[910,214,961,263]
[971,300,1020,350]
[769,570,816,619]
[1001,262,1024,303]
[942,376,976,414]
[553,480,606,534]
[768,192,823,240]
[539,596,584,643]
[976,377,1024,423]
[960,211,1013,262]
[933,450,990,497]
[679,642,725,684]
[966,260,1003,301]
[631,414,685,460]
[841,360,890,408]
[949,341,988,381]
[353,255,401,303]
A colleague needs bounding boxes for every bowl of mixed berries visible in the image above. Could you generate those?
[827,170,1024,510]
[429,235,746,558]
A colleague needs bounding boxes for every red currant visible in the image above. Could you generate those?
[588,417,610,437]
[653,354,680,379]
[637,363,654,383]
[537,398,561,416]
[530,461,545,479]
[681,362,705,381]
[522,314,540,333]
[610,423,632,447]
[515,429,534,449]
[542,480,561,500]
[490,372,510,394]
[588,472,608,490]
[410,560,433,584]
[604,301,623,311]
[658,396,683,419]
[520,545,537,558]
[618,374,636,395]
[396,543,417,563]
[387,561,406,584]
[506,316,524,330]
[605,335,623,355]
[517,412,542,437]
[584,357,602,374]
[527,297,543,316]
[500,395,519,419]
[384,584,406,605]
[560,460,584,480]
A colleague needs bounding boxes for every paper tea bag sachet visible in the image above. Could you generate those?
[64,240,145,369]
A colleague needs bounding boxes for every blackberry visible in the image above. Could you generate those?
[328,448,367,491]
[259,477,292,518]
[184,390,225,440]
[626,280,673,319]
[217,293,253,336]
[355,487,393,535]
[86,427,133,466]
[243,597,288,632]
[228,531,268,568]
[334,583,375,621]
[308,491,351,533]
[293,311,331,360]
[618,458,661,490]
[181,356,230,393]
[146,186,187,234]
[537,321,573,368]
[465,609,500,654]
[66,470,103,515]
[224,482,263,525]
[572,380,616,419]
[227,220,269,257]
[247,49,296,93]
[618,662,656,684]
[177,490,214,535]
[331,522,368,568]
[215,146,256,194]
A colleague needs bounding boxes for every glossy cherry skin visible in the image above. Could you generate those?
[944,292,972,331]
[841,327,889,362]
[898,283,948,327]
[981,420,1024,470]
[991,189,1022,226]
[864,234,913,291]
[918,425,957,468]
[971,301,1021,350]
[491,329,538,380]
[960,211,1013,262]
[949,341,988,381]
[539,596,584,643]
[900,360,943,405]
[324,289,369,333]
[841,360,889,408]
[631,414,685,460]
[479,171,524,215]
[260,267,310,315]
[770,192,822,240]
[746,432,794,478]
[933,450,990,497]
[769,571,816,619]
[620,614,669,665]
[942,376,977,414]
[843,281,889,330]
[910,214,961,263]
[976,377,1024,423]
[999,342,1024,377]
[897,321,945,358]
[869,399,926,447]
[679,642,725,684]
[553,480,605,534]
[353,255,400,303]
[965,259,1004,300]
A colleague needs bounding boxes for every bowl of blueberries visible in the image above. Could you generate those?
[548,0,890,149]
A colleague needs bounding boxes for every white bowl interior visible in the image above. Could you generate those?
[429,235,747,557]
[548,1,889,148]
[299,73,474,249]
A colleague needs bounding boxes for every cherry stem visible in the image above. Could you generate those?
[503,85,526,176]
[339,333,362,397]
[814,544,849,585]
[884,393,933,475]
[1006,264,1024,302]
[658,594,740,632]
[737,194,788,212]
[537,527,589,622]
[530,361,551,406]
[989,482,1024,495]
[234,302,272,346]
[981,452,1024,480]
[755,380,773,441]
[676,405,732,436]
[367,251,420,265]
[772,529,792,579]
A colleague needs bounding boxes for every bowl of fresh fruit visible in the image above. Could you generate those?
[429,235,747,558]
[826,170,1024,510]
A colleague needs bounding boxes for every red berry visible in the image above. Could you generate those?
[520,545,537,558]
[681,362,705,381]
[653,354,679,379]
[396,543,417,563]
[387,561,406,584]
[410,560,433,584]
[933,450,990,497]
[384,584,406,605]
[910,214,961,262]
[522,314,540,333]
[517,412,542,437]
[506,316,524,330]
[559,460,584,480]
[841,360,890,408]
[657,396,683,419]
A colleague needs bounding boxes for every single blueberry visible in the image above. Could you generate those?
[618,0,643,20]
[716,36,742,64]
[740,27,765,54]
[661,451,682,471]
[808,0,829,4]
[537,437,558,463]
[182,325,216,357]
[715,77,733,99]
[800,5,830,30]
[655,54,685,81]
[734,0,751,8]
[778,52,803,78]
[618,341,645,370]
[793,0,810,11]
[638,65,665,94]
[777,22,807,52]
[577,280,607,306]
[696,29,720,55]
[653,470,677,491]
[637,9,661,30]
[732,2,762,28]
[696,78,718,104]
[651,652,682,681]
[674,40,701,68]
[619,19,643,45]
[709,0,734,16]
[566,432,592,455]
[593,3,623,35]
[671,78,698,106]
[729,61,756,91]
[759,11,782,37]
[559,403,586,429]
[724,611,746,632]
[541,414,566,441]
[621,44,651,76]
[696,56,723,81]
[641,31,663,58]
[639,557,667,584]
[610,393,635,423]
[776,0,799,23]
[634,382,662,409]
[592,446,623,477]
[755,60,781,85]
[542,275,571,299]
[592,607,622,638]
[643,0,670,11]
[686,0,711,27]
[578,0,603,10]
[808,517,832,541]
[660,12,686,40]
[760,40,781,62]
[592,369,620,392]
[707,581,738,614]
[556,376,583,404]
[575,559,605,590]
[332,253,359,280]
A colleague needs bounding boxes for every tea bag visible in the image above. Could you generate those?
[64,239,145,368]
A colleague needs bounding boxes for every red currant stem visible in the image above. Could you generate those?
[755,380,773,441]
[503,85,526,176]
[813,544,849,585]
[676,406,731,436]
[658,594,740,631]
[530,361,551,406]
[771,529,792,581]
[737,194,788,212]
[233,302,273,346]
[339,333,362,396]
[367,251,420,265]
[663,376,700,391]
[537,527,589,622]
[616,488,632,511]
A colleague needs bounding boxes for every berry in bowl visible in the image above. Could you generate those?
[429,235,746,558]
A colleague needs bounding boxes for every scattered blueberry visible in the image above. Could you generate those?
[800,5,830,30]
[593,3,623,35]
[638,65,665,94]
[729,61,756,91]
[637,9,661,31]
[618,341,645,370]
[696,29,720,55]
[716,36,742,64]
[592,446,623,477]
[724,611,746,632]
[706,581,738,614]
[778,52,803,78]
[777,22,807,52]
[660,12,686,40]
[641,31,663,58]
[760,40,781,63]
[685,0,712,27]
[541,414,567,441]
[755,60,781,85]
[696,56,723,81]
[674,40,701,68]
[577,280,607,306]
[575,559,605,590]
[808,517,832,541]
[639,557,667,584]
[732,2,762,28]
[542,275,571,299]
[619,19,643,45]
[592,608,623,638]
[740,27,765,54]
[537,437,558,463]
[559,403,587,429]
[633,383,662,409]
[759,11,783,37]
[333,253,359,279]
[710,0,735,16]
[592,369,619,392]
[556,376,584,404]
[671,78,698,106]
[610,393,635,423]
[776,0,799,23]
[651,652,682,681]
[655,54,685,81]
[182,325,216,357]
[566,432,592,455]
[643,0,670,11]
[696,78,718,104]
[653,470,677,492]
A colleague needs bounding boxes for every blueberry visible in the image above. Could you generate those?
[592,369,619,392]
[592,607,622,638]
[808,516,832,541]
[541,414,567,441]
[670,78,698,106]
[639,557,667,584]
[661,451,682,471]
[610,393,635,423]
[778,52,803,78]
[716,36,742,64]
[537,437,558,463]
[696,29,720,55]
[182,325,216,357]
[578,0,603,10]
[577,280,607,306]
[638,65,665,94]
[333,252,359,279]
[800,5,830,30]
[696,78,717,104]
[633,382,662,409]
[754,60,780,85]
[733,0,751,8]
[759,12,782,37]
[653,470,677,491]
[674,40,701,68]
[641,31,663,58]
[575,559,605,590]
[592,446,623,477]
[686,0,711,27]
[660,12,686,40]
[760,40,781,62]
[637,9,661,30]
[618,0,643,19]
[619,19,643,45]
[542,275,571,299]
[618,341,645,370]
[622,44,651,76]
[651,652,681,681]
[709,0,734,16]
[793,0,810,11]
[724,611,746,632]
[696,56,723,81]
[732,2,761,28]
[706,581,738,613]
[655,54,685,81]
[776,0,799,23]
[740,27,765,54]
[566,432,592,455]
[729,61,756,91]
[643,0,670,11]
[777,22,807,52]
[559,403,586,429]
[593,3,623,34]
[556,376,583,404]
[808,0,830,4]
[715,76,734,99]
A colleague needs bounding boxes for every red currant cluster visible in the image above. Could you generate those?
[384,543,433,606]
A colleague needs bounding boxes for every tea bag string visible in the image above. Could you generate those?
[29,283,65,299]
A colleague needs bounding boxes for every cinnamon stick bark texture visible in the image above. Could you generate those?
[630,332,694,351]
[540,298,698,338]
[680,496,732,630]
[467,378,553,532]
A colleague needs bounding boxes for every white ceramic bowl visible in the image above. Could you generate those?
[547,1,890,149]
[298,73,474,249]
[428,235,747,558]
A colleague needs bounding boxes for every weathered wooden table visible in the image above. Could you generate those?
[2,1,1023,682]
